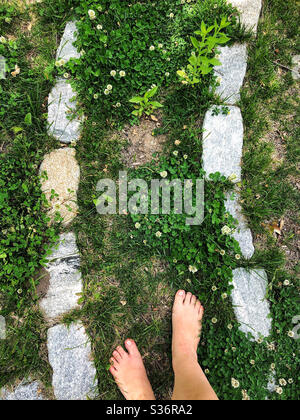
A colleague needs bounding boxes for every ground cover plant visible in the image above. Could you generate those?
[0,0,298,401]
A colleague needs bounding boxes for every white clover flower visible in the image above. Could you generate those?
[267,342,276,351]
[104,89,110,95]
[283,279,290,286]
[275,387,283,395]
[288,378,293,384]
[94,94,99,99]
[165,72,170,77]
[212,285,217,292]
[116,102,121,108]
[220,250,225,256]
[119,70,126,77]
[183,154,188,160]
[0,36,7,43]
[181,0,185,4]
[156,231,162,238]
[232,347,237,352]
[64,73,70,79]
[204,369,209,374]
[143,240,147,245]
[188,265,198,274]
[173,150,179,157]
[107,84,113,91]
[279,378,287,386]
[135,223,141,229]
[88,9,96,20]
[167,57,171,62]
[151,84,157,89]
[250,360,255,365]
[257,337,263,344]
[158,43,163,49]
[97,24,103,30]
[160,171,168,178]
[80,50,86,56]
[174,140,181,146]
[242,390,250,401]
[212,318,218,324]
[110,70,117,77]
[271,363,276,370]
[288,331,295,338]
[162,50,167,54]
[222,293,228,299]
[221,225,231,235]
[169,13,174,18]
[149,45,155,51]
[231,378,240,389]
[235,254,241,260]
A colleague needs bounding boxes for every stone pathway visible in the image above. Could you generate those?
[202,0,272,342]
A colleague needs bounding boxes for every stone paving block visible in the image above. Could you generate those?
[231,268,272,341]
[0,380,45,400]
[225,192,254,259]
[215,44,248,104]
[202,106,244,181]
[40,148,80,225]
[48,78,82,144]
[56,21,81,62]
[47,322,98,400]
[40,233,82,320]
[230,0,262,34]
[291,55,300,81]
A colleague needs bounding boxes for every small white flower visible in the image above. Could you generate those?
[270,363,276,370]
[220,250,225,256]
[283,279,290,286]
[169,13,174,18]
[212,318,218,324]
[88,9,96,20]
[173,150,179,157]
[235,254,241,260]
[119,70,126,77]
[222,293,228,299]
[221,225,231,235]
[183,154,188,160]
[165,72,170,77]
[228,173,237,182]
[174,140,181,146]
[97,24,103,30]
[0,36,7,43]
[231,378,240,389]
[250,360,255,365]
[288,331,295,338]
[288,378,293,384]
[135,223,141,229]
[116,102,121,108]
[204,369,209,374]
[156,231,162,238]
[149,45,155,51]
[107,84,113,91]
[188,265,198,274]
[110,70,117,77]
[64,73,70,79]
[275,387,283,395]
[158,43,163,49]
[257,338,263,344]
[279,378,287,387]
[212,285,217,292]
[94,94,99,99]
[227,324,233,330]
[160,171,168,178]
[104,89,110,95]
[167,57,171,62]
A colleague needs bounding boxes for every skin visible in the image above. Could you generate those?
[109,290,219,400]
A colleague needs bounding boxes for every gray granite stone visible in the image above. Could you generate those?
[291,55,300,81]
[230,0,262,34]
[47,322,98,400]
[48,78,82,144]
[56,21,81,62]
[225,192,254,259]
[202,106,243,181]
[215,44,248,104]
[231,268,272,340]
[0,315,5,339]
[1,380,45,400]
[40,233,82,320]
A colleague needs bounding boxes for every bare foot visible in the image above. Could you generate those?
[109,339,156,400]
[172,290,204,369]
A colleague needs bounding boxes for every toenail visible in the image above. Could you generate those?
[126,340,132,346]
[178,290,184,296]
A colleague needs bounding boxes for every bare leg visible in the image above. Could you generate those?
[172,290,219,400]
[109,339,156,400]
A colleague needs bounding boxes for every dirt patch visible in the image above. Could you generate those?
[35,268,50,299]
[262,121,287,169]
[121,116,166,168]
[277,211,300,273]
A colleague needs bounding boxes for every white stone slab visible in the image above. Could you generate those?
[0,315,5,339]
[231,268,272,340]
[40,148,80,225]
[202,106,243,181]
[215,44,248,104]
[56,21,81,62]
[40,233,82,320]
[0,380,45,400]
[48,79,82,144]
[230,0,262,34]
[47,322,98,400]
[225,193,254,259]
[291,55,300,81]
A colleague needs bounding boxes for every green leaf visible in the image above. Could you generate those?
[24,113,32,126]
[129,96,144,103]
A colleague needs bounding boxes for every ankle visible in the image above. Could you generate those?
[172,348,199,372]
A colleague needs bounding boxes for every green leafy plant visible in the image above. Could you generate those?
[129,86,163,118]
[177,17,231,85]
